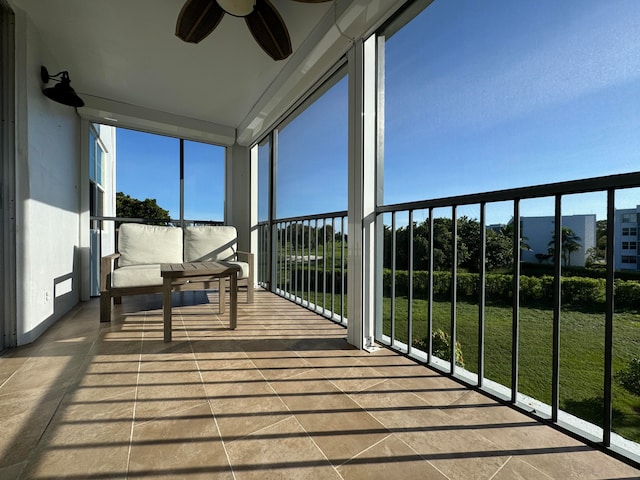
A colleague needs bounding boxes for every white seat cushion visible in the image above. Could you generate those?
[118,224,183,267]
[112,264,162,288]
[184,225,237,262]
[227,261,250,280]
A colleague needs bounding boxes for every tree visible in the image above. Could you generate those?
[548,227,582,267]
[116,192,170,225]
[486,229,515,271]
[586,219,607,266]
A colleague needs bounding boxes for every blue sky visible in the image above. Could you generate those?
[116,0,640,225]
[116,129,225,220]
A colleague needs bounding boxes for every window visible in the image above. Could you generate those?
[275,74,348,218]
[381,0,640,222]
[183,140,224,221]
[116,128,224,222]
[89,125,106,219]
[258,139,270,223]
[622,227,637,236]
[621,255,637,264]
[622,213,638,224]
[622,241,637,251]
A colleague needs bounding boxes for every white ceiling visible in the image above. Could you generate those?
[9,0,405,145]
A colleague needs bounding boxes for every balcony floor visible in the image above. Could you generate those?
[1,289,639,479]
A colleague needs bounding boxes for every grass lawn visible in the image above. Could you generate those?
[383,296,640,443]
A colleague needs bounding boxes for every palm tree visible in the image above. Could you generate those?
[548,227,582,266]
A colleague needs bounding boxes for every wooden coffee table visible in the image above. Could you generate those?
[161,261,241,342]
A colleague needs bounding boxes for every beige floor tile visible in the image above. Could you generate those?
[492,457,553,479]
[270,370,390,463]
[19,393,135,479]
[0,355,84,395]
[351,381,510,479]
[443,390,584,451]
[134,368,208,421]
[3,294,638,480]
[225,416,342,480]
[0,387,66,468]
[128,403,233,479]
[204,376,291,441]
[521,448,640,480]
[337,434,448,479]
[0,461,27,480]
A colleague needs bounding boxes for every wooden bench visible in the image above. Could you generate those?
[100,224,254,322]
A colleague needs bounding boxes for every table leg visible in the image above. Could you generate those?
[230,273,238,330]
[163,277,172,342]
[219,277,226,314]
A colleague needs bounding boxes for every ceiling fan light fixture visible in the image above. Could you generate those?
[217,0,255,17]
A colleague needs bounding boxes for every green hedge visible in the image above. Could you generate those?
[383,269,639,310]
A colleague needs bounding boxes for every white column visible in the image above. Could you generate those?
[225,143,252,253]
[347,36,377,349]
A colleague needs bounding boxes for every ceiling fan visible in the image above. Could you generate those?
[176,0,332,61]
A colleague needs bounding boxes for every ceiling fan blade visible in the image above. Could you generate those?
[176,0,224,43]
[245,0,292,61]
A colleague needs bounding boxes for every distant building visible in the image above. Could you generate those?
[614,207,640,271]
[520,215,596,267]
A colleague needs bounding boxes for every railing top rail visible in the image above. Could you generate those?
[90,216,224,225]
[377,172,640,214]
[270,210,349,224]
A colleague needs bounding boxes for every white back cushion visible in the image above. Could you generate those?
[184,226,237,262]
[118,224,183,266]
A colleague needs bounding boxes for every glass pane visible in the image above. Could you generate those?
[89,129,96,182]
[258,139,270,222]
[383,0,640,205]
[184,140,225,222]
[116,128,179,219]
[96,144,104,187]
[276,75,347,218]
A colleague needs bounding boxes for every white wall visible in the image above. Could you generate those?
[14,10,83,344]
[521,215,596,267]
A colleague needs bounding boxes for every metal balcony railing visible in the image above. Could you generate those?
[377,172,640,464]
[257,211,348,327]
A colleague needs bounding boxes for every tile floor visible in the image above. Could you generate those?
[1,289,639,479]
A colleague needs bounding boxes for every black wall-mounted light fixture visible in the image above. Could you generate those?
[40,66,85,108]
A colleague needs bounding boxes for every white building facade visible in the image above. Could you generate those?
[521,214,597,267]
[614,207,640,271]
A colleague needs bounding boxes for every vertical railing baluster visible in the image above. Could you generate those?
[277,223,282,292]
[331,217,336,317]
[428,208,434,363]
[603,188,616,446]
[408,210,414,354]
[315,218,319,310]
[512,199,521,404]
[552,195,562,422]
[286,222,291,297]
[341,215,346,323]
[323,218,327,316]
[308,220,312,307]
[296,221,304,305]
[451,206,458,374]
[478,202,486,388]
[391,212,397,347]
